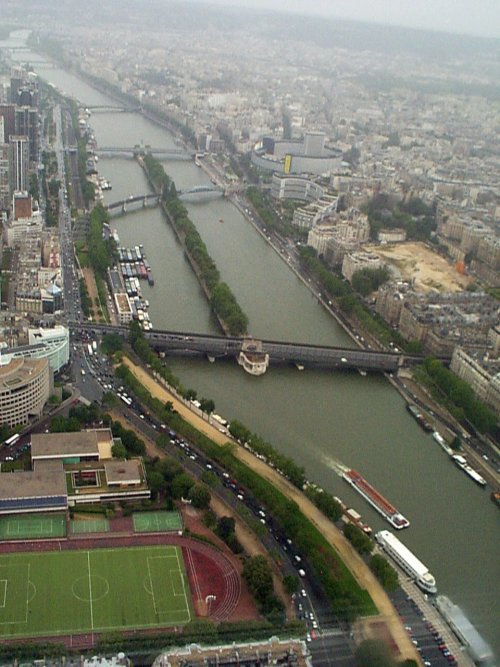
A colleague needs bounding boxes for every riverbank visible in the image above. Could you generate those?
[121,355,421,664]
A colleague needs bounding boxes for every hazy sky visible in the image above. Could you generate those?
[190,0,500,39]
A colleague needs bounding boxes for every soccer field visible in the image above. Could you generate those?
[0,546,192,639]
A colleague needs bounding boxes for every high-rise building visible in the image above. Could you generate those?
[10,67,38,108]
[9,135,29,194]
[0,104,15,142]
[15,107,39,164]
[0,134,9,211]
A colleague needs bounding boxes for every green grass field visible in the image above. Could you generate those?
[70,518,110,534]
[133,511,183,533]
[0,545,191,639]
[0,514,66,540]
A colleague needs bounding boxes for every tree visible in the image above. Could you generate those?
[199,398,215,415]
[101,332,123,355]
[171,472,195,499]
[101,391,117,407]
[188,484,211,509]
[185,389,197,401]
[229,420,251,443]
[343,523,373,555]
[369,554,399,591]
[283,574,299,595]
[243,556,274,605]
[158,458,182,482]
[355,639,397,667]
[216,516,235,541]
[148,470,165,499]
[111,441,127,459]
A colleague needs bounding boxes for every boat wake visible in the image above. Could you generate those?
[321,454,349,477]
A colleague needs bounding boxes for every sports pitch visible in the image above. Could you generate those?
[133,511,182,533]
[0,545,192,639]
[0,514,66,540]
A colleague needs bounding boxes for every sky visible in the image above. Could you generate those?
[188,0,500,39]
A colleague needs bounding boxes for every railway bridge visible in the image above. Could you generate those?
[72,322,440,374]
[95,145,193,159]
[105,194,160,216]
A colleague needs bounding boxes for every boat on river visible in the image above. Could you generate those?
[343,469,410,529]
[452,455,486,487]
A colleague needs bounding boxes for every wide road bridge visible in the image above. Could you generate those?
[73,322,439,373]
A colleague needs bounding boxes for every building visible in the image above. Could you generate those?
[153,637,312,667]
[376,282,413,326]
[271,173,325,202]
[292,194,338,229]
[0,430,151,515]
[307,224,337,256]
[14,107,39,165]
[9,135,29,194]
[0,325,69,374]
[0,104,15,143]
[450,347,500,417]
[342,251,382,282]
[114,292,133,324]
[0,136,9,212]
[398,293,499,355]
[252,131,343,175]
[378,228,407,243]
[0,357,51,427]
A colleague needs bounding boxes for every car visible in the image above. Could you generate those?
[305,632,311,642]
[301,589,307,597]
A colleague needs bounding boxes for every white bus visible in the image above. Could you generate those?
[87,343,93,356]
[4,433,20,447]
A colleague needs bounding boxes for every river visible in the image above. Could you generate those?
[5,34,499,658]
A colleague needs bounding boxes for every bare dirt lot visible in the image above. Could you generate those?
[366,241,473,292]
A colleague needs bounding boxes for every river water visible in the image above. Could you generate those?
[6,36,499,657]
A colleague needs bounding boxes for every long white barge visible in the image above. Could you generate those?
[375,530,437,594]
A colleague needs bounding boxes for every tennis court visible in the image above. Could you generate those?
[133,511,182,533]
[0,545,192,639]
[0,514,66,540]
[70,518,109,534]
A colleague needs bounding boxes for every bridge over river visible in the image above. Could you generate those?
[95,145,193,159]
[105,185,223,216]
[73,322,443,374]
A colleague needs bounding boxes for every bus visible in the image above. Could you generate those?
[4,434,20,447]
[87,343,93,356]
[119,394,132,406]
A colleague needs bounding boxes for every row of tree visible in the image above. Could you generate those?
[228,420,306,489]
[87,204,117,277]
[423,357,497,433]
[142,155,249,336]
